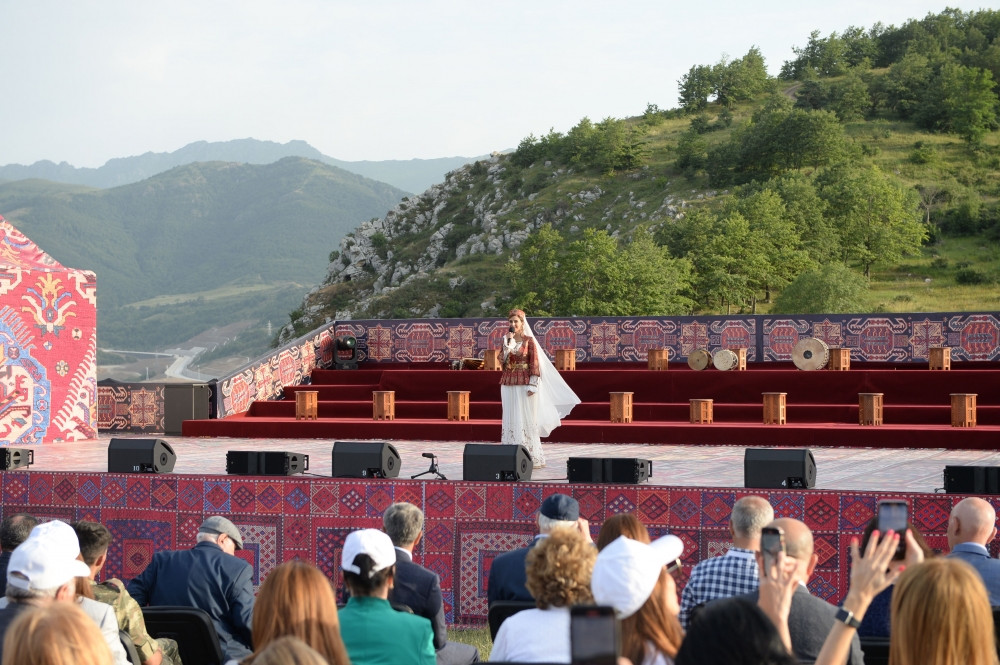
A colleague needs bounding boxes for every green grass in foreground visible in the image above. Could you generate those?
[449,627,492,661]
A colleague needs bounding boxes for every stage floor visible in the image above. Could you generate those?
[36,435,1000,494]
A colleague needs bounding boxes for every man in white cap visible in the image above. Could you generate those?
[128,515,255,661]
[0,520,125,664]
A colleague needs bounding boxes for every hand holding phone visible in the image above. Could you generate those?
[570,605,619,665]
[877,500,908,560]
[760,526,785,577]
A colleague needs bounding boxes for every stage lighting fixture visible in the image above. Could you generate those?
[0,448,33,471]
[334,335,358,370]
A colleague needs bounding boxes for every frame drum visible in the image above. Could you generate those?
[688,349,711,370]
[792,338,830,371]
[712,349,739,371]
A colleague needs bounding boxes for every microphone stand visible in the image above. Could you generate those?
[411,453,447,480]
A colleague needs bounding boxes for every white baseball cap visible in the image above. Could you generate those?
[591,534,684,619]
[341,529,396,578]
[7,520,92,591]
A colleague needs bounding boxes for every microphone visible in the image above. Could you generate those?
[422,453,434,459]
[508,325,515,334]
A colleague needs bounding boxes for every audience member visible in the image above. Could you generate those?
[487,493,590,604]
[238,560,349,665]
[856,518,933,638]
[249,636,328,665]
[0,512,37,582]
[1,602,112,665]
[128,516,254,661]
[679,496,773,628]
[596,513,651,550]
[675,596,797,665]
[0,521,98,663]
[946,496,1000,605]
[339,528,435,665]
[592,534,685,665]
[383,502,480,665]
[490,527,596,664]
[73,521,179,665]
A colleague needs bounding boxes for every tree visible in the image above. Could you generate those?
[830,70,872,121]
[771,263,870,314]
[914,62,998,144]
[678,64,714,112]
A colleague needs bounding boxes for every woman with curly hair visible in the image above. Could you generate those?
[490,527,596,663]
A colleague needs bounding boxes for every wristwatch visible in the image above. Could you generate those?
[835,607,862,629]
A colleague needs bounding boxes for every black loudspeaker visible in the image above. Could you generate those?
[463,444,533,482]
[0,448,33,471]
[944,466,1000,494]
[744,448,816,489]
[567,457,652,484]
[332,441,400,478]
[226,451,309,476]
[108,439,177,474]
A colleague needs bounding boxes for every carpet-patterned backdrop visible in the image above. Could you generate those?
[0,471,981,625]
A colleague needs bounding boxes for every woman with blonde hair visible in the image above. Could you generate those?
[250,636,330,665]
[2,602,112,665]
[240,560,350,665]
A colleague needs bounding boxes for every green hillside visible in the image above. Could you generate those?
[281,7,1000,341]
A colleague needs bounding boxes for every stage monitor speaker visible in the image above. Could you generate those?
[463,444,533,482]
[226,451,309,476]
[567,457,652,484]
[332,441,400,478]
[0,448,33,471]
[944,465,1000,494]
[744,448,816,489]
[108,439,177,474]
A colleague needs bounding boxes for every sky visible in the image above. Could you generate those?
[0,1,992,168]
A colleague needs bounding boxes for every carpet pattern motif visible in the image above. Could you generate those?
[0,470,975,625]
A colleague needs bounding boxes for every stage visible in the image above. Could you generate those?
[4,435,1000,625]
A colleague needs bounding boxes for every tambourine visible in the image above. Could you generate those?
[792,338,830,371]
[688,349,711,371]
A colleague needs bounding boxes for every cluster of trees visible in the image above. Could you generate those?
[511,117,648,175]
[678,47,772,111]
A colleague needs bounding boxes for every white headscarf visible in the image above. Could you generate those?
[512,310,582,437]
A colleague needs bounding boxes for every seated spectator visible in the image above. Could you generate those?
[488,493,590,604]
[128,516,254,661]
[490,527,596,664]
[383,502,480,665]
[592,534,685,665]
[250,636,328,665]
[0,513,37,581]
[72,521,180,665]
[596,512,651,550]
[856,518,933,638]
[675,596,797,665]
[1,602,112,665]
[237,560,349,665]
[946,497,1000,605]
[339,528,435,665]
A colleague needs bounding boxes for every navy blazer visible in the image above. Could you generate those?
[389,548,448,650]
[127,540,255,660]
[487,537,542,605]
[948,542,1000,606]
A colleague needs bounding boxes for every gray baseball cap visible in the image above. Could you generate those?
[199,516,244,549]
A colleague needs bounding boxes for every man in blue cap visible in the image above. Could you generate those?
[487,493,591,604]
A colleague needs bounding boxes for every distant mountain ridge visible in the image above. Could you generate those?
[0,138,484,194]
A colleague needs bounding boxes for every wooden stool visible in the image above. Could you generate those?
[762,392,787,425]
[859,393,884,426]
[648,349,670,371]
[690,399,713,424]
[483,349,501,371]
[610,392,634,423]
[929,347,951,370]
[731,348,747,370]
[372,391,395,420]
[555,349,577,371]
[295,391,318,420]
[828,348,851,371]
[447,391,470,421]
[951,393,977,428]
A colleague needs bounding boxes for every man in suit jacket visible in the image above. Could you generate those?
[947,497,1000,605]
[0,513,36,583]
[486,493,591,605]
[128,515,255,661]
[745,518,865,665]
[384,502,479,665]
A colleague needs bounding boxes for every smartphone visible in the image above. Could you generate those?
[570,605,619,665]
[760,526,785,575]
[877,500,908,560]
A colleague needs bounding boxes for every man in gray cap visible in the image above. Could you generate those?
[128,515,254,660]
[487,493,591,604]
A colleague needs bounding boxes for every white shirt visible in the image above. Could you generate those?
[491,606,571,663]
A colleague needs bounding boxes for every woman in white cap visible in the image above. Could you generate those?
[591,534,686,665]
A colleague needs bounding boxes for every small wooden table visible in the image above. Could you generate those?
[762,392,787,425]
[731,348,748,371]
[690,399,714,424]
[295,391,318,420]
[929,347,951,370]
[828,348,851,371]
[859,393,884,426]
[610,392,634,423]
[951,393,977,428]
[555,349,576,371]
[447,391,470,421]
[648,349,670,371]
[483,349,501,371]
[372,390,395,421]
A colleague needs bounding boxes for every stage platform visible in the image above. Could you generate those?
[5,435,1000,625]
